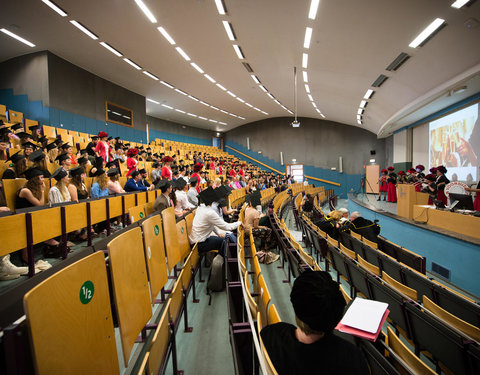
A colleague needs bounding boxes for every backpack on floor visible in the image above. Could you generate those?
[206,254,225,305]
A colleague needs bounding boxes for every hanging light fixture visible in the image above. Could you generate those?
[291,67,300,127]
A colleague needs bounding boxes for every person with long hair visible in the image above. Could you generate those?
[386,166,397,203]
[89,156,104,177]
[435,165,450,206]
[48,168,71,204]
[68,167,89,201]
[107,168,125,194]
[378,169,388,201]
[45,142,58,164]
[31,149,51,178]
[95,131,113,162]
[90,169,109,198]
[2,152,27,179]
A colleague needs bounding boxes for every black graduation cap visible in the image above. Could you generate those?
[51,167,68,181]
[198,187,218,206]
[77,156,88,165]
[189,177,198,184]
[0,127,12,135]
[138,168,146,174]
[22,141,36,150]
[91,135,99,140]
[174,178,186,190]
[93,168,106,177]
[60,143,72,150]
[246,191,261,207]
[30,149,46,162]
[156,179,172,190]
[107,136,113,141]
[10,123,23,131]
[37,136,47,144]
[23,167,44,180]
[107,168,119,177]
[53,139,63,145]
[79,148,88,154]
[0,134,10,143]
[115,137,120,140]
[152,162,159,168]
[29,125,40,132]
[56,153,69,163]
[8,152,25,164]
[69,166,84,177]
[105,160,116,169]
[179,160,184,163]
[17,132,32,140]
[216,185,231,197]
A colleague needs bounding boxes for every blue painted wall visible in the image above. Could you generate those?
[348,199,480,297]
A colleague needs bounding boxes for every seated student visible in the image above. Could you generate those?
[138,168,151,188]
[107,168,125,194]
[215,185,236,222]
[343,211,380,243]
[188,187,242,257]
[2,152,27,179]
[313,210,342,240]
[151,162,162,184]
[243,191,279,264]
[48,168,71,204]
[261,270,369,375]
[30,149,52,178]
[187,177,199,206]
[68,167,89,201]
[124,170,149,192]
[300,193,314,219]
[90,169,109,198]
[174,178,195,216]
[56,153,71,172]
[153,179,173,213]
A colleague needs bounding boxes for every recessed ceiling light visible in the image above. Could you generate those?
[160,80,174,88]
[134,0,157,23]
[161,104,173,109]
[222,21,235,41]
[451,0,470,8]
[303,71,308,83]
[147,98,160,104]
[364,89,374,99]
[157,26,175,45]
[215,0,226,15]
[187,113,198,117]
[302,53,308,69]
[259,85,267,93]
[0,28,35,47]
[250,75,260,84]
[305,84,310,93]
[70,20,98,40]
[143,71,159,80]
[190,62,204,74]
[204,74,216,83]
[233,44,245,59]
[216,83,227,91]
[175,47,191,61]
[174,88,188,96]
[100,42,122,57]
[41,0,67,16]
[175,109,186,113]
[227,91,236,97]
[123,58,142,70]
[409,18,445,48]
[359,100,367,108]
[304,27,313,49]
[188,95,199,101]
[308,94,314,101]
[308,0,320,20]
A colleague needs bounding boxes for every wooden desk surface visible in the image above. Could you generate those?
[413,205,480,240]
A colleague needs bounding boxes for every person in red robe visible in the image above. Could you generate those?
[126,148,139,177]
[386,166,397,203]
[191,163,203,193]
[161,156,173,180]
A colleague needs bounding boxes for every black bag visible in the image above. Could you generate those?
[206,254,225,304]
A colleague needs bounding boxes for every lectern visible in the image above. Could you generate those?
[397,184,429,219]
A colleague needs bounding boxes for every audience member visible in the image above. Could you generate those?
[153,179,173,213]
[48,168,71,204]
[90,169,109,198]
[343,211,380,243]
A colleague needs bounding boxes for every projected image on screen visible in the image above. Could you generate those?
[429,102,479,182]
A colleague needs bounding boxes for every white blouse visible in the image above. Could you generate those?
[48,185,71,204]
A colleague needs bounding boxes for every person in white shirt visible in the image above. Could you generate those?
[187,177,199,206]
[48,168,71,203]
[174,178,195,216]
[189,187,242,257]
[179,167,189,183]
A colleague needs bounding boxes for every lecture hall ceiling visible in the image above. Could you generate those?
[0,0,479,137]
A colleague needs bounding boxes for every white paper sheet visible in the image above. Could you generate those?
[340,297,388,333]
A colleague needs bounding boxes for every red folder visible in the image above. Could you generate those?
[335,309,390,342]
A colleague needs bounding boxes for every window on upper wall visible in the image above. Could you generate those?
[105,101,133,127]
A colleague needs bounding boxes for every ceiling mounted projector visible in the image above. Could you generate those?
[291,120,300,127]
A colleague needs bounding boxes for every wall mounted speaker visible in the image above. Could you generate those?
[339,156,343,173]
[370,150,376,155]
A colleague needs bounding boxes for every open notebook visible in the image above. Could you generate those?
[335,297,389,341]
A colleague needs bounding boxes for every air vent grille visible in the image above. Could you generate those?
[432,262,451,281]
[242,62,253,73]
[386,53,410,71]
[372,74,388,87]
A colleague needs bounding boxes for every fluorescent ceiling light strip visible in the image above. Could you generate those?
[190,62,204,73]
[100,42,122,57]
[143,71,159,80]
[233,45,244,59]
[245,103,253,108]
[147,98,160,104]
[227,91,236,98]
[238,116,246,120]
[220,110,228,114]
[451,0,470,8]
[188,95,199,101]
[408,18,445,48]
[259,85,267,93]
[122,115,130,119]
[364,89,374,99]
[209,119,218,123]
[308,94,313,101]
[251,75,260,84]
[215,0,226,14]
[199,101,210,107]
[204,74,216,83]
[41,0,67,16]
[211,106,219,111]
[70,20,98,40]
[160,80,174,88]
[123,58,142,70]
[357,108,363,115]
[261,111,269,115]
[303,71,308,83]
[359,100,367,108]
[267,93,274,99]
[357,120,362,125]
[222,21,235,41]
[0,28,35,47]
[312,102,317,108]
[236,97,245,103]
[286,110,294,115]
[304,27,313,49]
[302,53,308,69]
[305,84,310,93]
[161,104,173,109]
[274,99,281,105]
[157,26,175,45]
[112,111,122,116]
[308,0,320,20]
[175,109,186,113]
[175,47,191,61]
[253,107,262,112]
[134,0,157,23]
[187,113,198,117]
[199,116,208,120]
[219,122,227,125]
[216,83,227,91]
[174,88,188,95]
[320,113,325,118]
